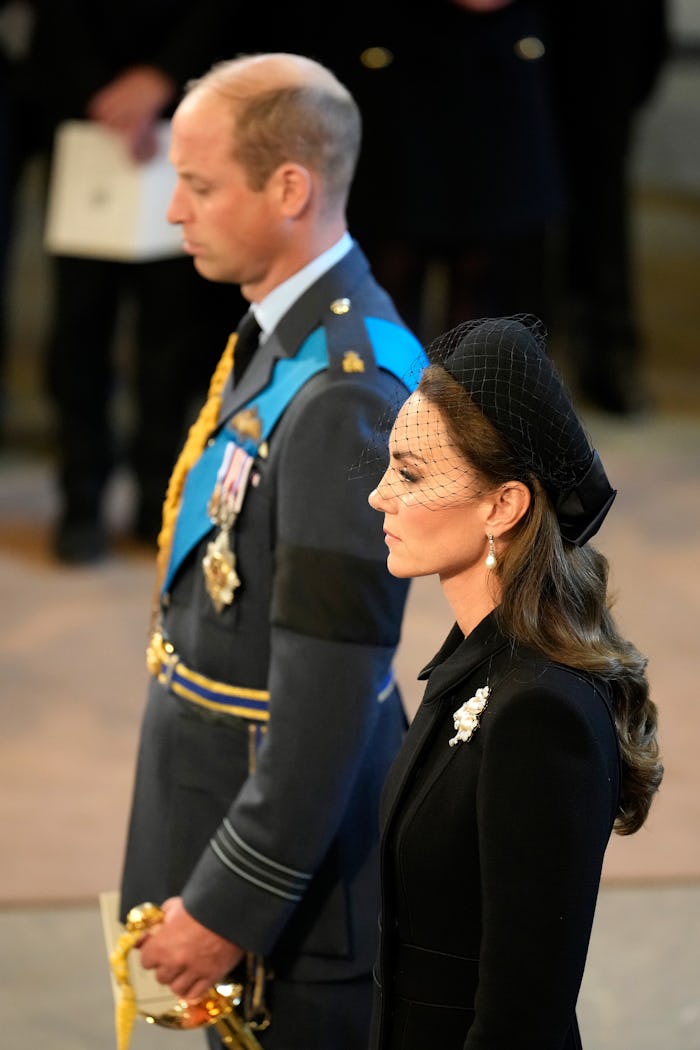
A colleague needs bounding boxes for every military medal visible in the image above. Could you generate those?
[203,442,255,612]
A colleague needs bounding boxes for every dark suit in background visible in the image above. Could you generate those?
[0,0,33,434]
[230,1,564,342]
[543,0,670,415]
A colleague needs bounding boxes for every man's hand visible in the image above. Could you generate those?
[139,896,245,1001]
[86,66,177,161]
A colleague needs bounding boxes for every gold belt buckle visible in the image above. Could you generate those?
[146,630,175,677]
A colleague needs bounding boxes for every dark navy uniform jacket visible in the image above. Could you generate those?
[370,612,620,1049]
[120,244,423,982]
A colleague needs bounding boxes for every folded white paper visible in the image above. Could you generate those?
[45,121,184,262]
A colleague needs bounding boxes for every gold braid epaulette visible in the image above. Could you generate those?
[148,331,238,645]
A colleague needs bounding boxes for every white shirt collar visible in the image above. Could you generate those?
[251,232,353,339]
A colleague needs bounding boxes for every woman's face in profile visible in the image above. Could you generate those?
[368,393,492,582]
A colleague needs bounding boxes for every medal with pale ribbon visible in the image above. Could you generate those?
[203,442,255,612]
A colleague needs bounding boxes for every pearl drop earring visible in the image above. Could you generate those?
[485,534,497,569]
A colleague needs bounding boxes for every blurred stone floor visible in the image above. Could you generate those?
[1,46,699,1050]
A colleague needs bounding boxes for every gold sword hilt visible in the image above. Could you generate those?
[110,902,264,1050]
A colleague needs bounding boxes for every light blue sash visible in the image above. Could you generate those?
[163,319,425,593]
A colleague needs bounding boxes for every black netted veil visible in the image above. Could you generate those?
[355,315,616,546]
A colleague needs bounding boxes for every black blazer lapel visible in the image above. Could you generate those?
[380,616,510,829]
[379,693,444,832]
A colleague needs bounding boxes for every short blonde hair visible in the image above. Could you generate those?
[188,53,361,209]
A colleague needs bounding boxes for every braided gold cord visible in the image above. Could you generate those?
[147,332,237,646]
[109,927,143,1050]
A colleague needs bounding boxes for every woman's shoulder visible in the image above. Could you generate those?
[427,622,615,740]
[483,646,617,748]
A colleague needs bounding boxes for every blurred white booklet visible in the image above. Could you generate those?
[99,889,175,1015]
[45,120,184,261]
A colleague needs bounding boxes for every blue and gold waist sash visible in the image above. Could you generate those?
[148,630,397,722]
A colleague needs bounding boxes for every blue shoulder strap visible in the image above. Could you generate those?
[163,320,426,594]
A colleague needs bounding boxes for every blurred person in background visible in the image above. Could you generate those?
[326,0,564,342]
[17,1,245,563]
[238,1,565,344]
[0,0,34,437]
[544,0,670,416]
[280,0,669,417]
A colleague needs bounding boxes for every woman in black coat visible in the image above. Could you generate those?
[367,315,663,1048]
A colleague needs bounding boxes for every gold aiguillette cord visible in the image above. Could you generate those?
[109,925,142,1050]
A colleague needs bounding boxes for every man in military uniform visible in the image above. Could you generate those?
[118,53,424,1050]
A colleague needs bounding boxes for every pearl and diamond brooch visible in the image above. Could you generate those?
[448,686,490,747]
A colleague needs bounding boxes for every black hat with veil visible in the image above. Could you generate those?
[359,314,616,546]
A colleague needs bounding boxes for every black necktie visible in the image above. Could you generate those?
[233,310,261,384]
